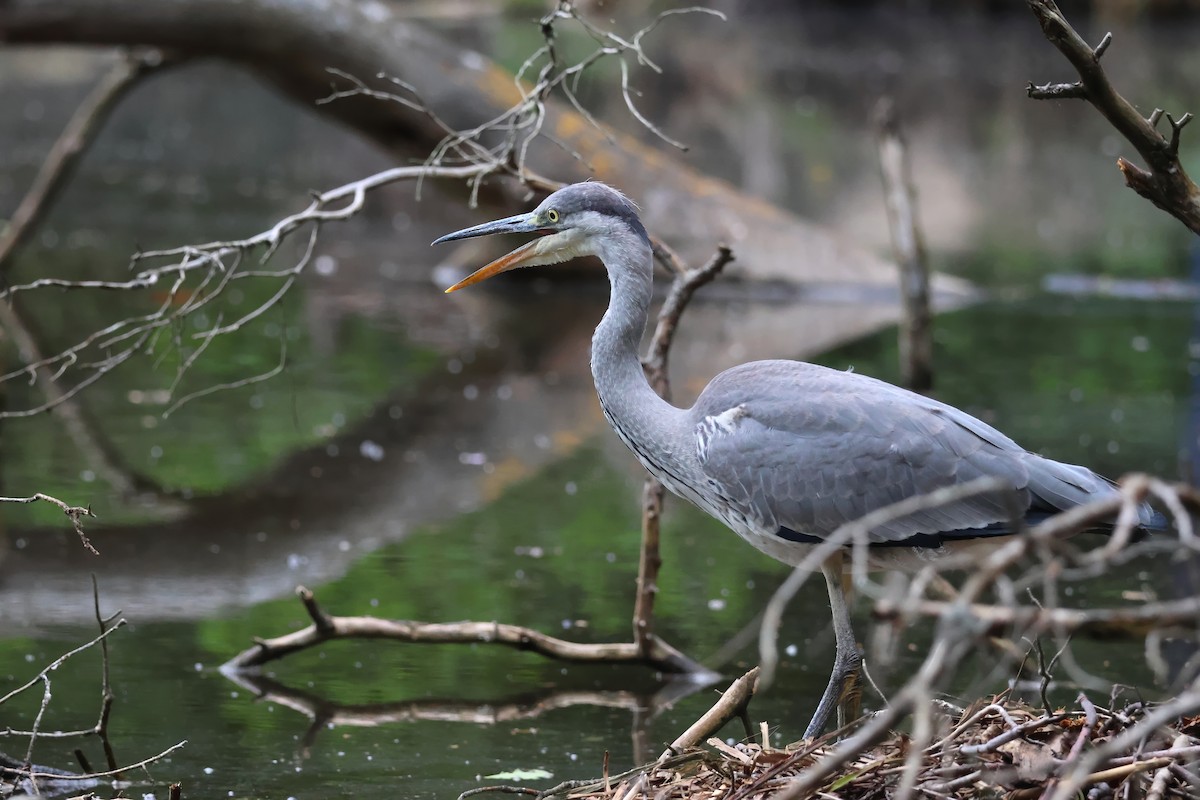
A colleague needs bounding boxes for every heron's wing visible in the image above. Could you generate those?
[691,361,1111,545]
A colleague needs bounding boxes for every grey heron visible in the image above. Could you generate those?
[434,181,1163,737]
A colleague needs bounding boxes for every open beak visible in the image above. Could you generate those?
[433,213,578,293]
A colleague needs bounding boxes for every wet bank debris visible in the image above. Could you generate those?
[467,693,1200,800]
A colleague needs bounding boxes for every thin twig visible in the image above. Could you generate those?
[91,576,121,775]
[0,621,126,707]
[3,741,188,781]
[0,493,96,554]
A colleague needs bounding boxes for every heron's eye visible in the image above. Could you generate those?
[546,209,560,223]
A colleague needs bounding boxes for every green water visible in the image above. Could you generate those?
[0,290,1187,799]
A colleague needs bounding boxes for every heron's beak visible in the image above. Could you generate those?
[434,214,582,293]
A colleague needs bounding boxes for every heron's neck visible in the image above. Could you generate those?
[590,235,688,462]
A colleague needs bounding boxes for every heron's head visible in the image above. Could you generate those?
[434,182,649,293]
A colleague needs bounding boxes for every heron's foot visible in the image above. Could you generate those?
[835,660,863,730]
[803,644,864,739]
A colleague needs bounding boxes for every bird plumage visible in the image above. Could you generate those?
[688,359,1157,561]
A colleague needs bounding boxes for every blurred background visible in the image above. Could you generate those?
[0,2,1195,798]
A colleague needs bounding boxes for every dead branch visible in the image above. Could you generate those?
[0,740,187,783]
[0,622,125,708]
[1026,0,1200,233]
[0,493,96,553]
[220,586,717,678]
[90,577,121,775]
[874,98,932,393]
[658,667,758,761]
[0,597,186,796]
[633,245,733,656]
[0,162,480,421]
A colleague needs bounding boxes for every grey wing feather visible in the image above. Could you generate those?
[691,361,1118,544]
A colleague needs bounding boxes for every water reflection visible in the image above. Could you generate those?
[222,669,716,766]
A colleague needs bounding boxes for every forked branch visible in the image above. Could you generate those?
[221,586,716,678]
[0,493,96,554]
[1026,0,1200,232]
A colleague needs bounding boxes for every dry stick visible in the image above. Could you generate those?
[0,162,489,427]
[1025,0,1200,233]
[0,50,163,273]
[22,676,52,795]
[657,667,758,762]
[0,621,126,706]
[633,244,733,656]
[874,97,932,393]
[0,493,96,554]
[222,586,712,676]
[10,740,188,782]
[90,577,121,775]
[957,711,1068,755]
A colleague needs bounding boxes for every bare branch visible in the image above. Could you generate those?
[220,586,717,678]
[1,741,187,782]
[0,493,97,554]
[0,620,125,707]
[657,667,758,761]
[1026,0,1200,232]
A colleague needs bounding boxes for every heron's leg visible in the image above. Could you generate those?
[803,556,863,739]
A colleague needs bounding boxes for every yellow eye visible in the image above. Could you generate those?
[546,209,560,223]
